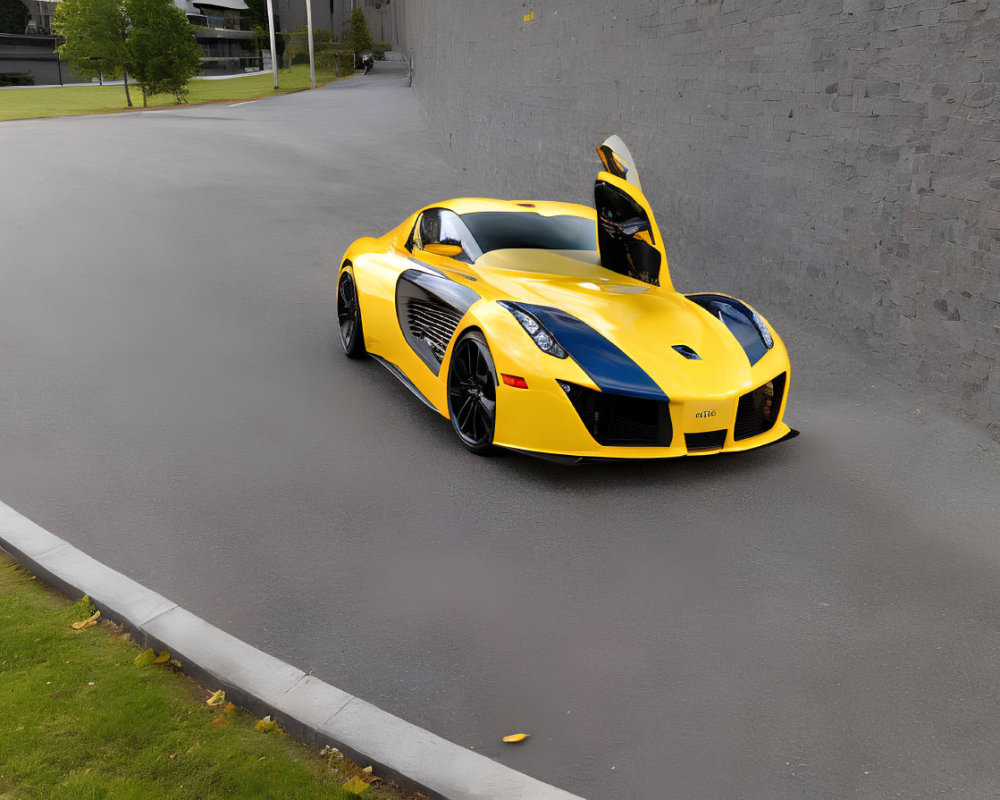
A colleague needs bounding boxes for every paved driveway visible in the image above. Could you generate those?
[2,64,1000,798]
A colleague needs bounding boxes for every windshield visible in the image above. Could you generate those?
[460,212,596,255]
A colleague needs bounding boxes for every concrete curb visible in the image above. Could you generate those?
[0,500,584,800]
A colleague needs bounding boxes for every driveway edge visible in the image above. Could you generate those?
[0,500,584,800]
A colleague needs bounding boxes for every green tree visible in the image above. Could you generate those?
[344,7,372,56]
[243,0,265,61]
[126,0,202,105]
[243,0,266,30]
[288,24,331,63]
[286,25,350,74]
[52,0,133,106]
[0,0,30,34]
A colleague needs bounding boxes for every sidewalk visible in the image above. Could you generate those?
[1,70,272,91]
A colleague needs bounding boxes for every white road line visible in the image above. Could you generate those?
[228,100,260,107]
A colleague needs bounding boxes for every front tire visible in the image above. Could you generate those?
[447,331,498,454]
[337,268,366,359]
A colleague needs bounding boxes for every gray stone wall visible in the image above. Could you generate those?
[399,0,1000,437]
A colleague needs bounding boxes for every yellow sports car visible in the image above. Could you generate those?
[337,136,795,462]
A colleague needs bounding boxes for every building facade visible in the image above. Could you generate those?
[2,0,258,82]
[276,0,400,48]
[183,0,258,75]
[0,32,75,84]
[2,0,399,84]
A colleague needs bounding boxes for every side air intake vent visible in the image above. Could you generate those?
[406,299,462,364]
[395,269,480,375]
[560,382,672,447]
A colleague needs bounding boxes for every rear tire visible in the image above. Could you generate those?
[337,268,366,359]
[446,331,498,454]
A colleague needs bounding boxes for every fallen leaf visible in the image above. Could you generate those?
[502,733,530,743]
[361,765,373,774]
[342,775,369,793]
[134,649,156,667]
[71,610,100,630]
[153,650,170,664]
[206,690,226,707]
[212,716,229,727]
[222,702,236,715]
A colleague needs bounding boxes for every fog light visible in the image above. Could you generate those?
[756,380,775,422]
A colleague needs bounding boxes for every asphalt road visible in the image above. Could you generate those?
[3,63,1000,799]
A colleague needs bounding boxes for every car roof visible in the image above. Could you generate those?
[435,198,595,219]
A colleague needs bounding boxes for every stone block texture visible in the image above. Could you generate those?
[398,0,1000,437]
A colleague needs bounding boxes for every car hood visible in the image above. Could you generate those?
[472,249,761,399]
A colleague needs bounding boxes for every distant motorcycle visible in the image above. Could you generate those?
[358,51,374,74]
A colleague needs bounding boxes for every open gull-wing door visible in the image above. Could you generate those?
[594,136,670,289]
[597,134,642,190]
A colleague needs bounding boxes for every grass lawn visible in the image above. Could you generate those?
[0,64,354,122]
[0,551,419,799]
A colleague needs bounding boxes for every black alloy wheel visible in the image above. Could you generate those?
[447,331,498,454]
[337,269,365,359]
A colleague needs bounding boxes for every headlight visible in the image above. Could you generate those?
[687,293,775,366]
[498,301,568,358]
[750,309,774,349]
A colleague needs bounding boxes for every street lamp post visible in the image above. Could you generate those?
[265,0,278,88]
[305,0,315,89]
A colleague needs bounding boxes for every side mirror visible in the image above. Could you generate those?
[424,242,463,258]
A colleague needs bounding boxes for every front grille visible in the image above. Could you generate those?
[734,373,786,441]
[685,430,727,451]
[405,299,462,363]
[561,382,672,447]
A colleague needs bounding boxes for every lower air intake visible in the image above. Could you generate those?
[561,382,672,447]
[734,373,786,441]
[685,430,727,451]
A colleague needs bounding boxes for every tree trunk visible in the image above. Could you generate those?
[142,87,147,108]
[123,68,132,107]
